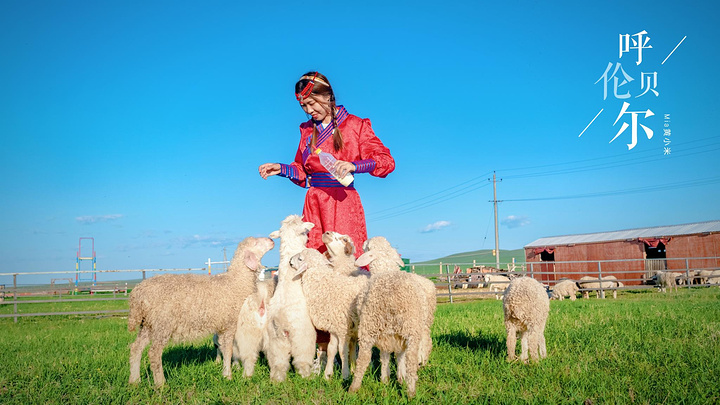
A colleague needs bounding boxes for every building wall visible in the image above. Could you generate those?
[527,240,647,285]
[666,233,720,270]
[526,232,720,285]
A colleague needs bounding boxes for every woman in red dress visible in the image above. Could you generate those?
[259,71,395,257]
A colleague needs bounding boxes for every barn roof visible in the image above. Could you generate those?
[524,220,720,248]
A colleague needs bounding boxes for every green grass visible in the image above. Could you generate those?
[1,289,719,404]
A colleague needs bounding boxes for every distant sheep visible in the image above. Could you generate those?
[484,273,511,299]
[550,279,579,301]
[655,271,678,293]
[128,236,274,386]
[577,275,621,299]
[698,269,720,285]
[503,276,550,363]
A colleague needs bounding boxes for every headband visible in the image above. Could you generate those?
[295,72,330,101]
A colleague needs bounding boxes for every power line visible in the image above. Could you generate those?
[367,181,491,222]
[503,175,720,202]
[366,136,718,222]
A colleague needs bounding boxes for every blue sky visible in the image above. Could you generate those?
[1,1,718,283]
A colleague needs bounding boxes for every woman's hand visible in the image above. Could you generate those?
[333,161,356,179]
[259,163,281,179]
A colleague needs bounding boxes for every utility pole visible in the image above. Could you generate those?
[490,172,502,271]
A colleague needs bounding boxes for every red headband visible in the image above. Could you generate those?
[295,72,318,101]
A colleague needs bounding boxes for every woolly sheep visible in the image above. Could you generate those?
[264,214,317,382]
[214,277,276,377]
[349,237,435,398]
[483,273,511,299]
[127,236,274,386]
[698,269,720,285]
[577,275,620,299]
[550,279,579,301]
[359,236,436,366]
[655,271,678,293]
[503,276,550,363]
[322,231,365,276]
[290,248,370,380]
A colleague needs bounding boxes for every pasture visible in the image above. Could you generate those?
[1,288,719,404]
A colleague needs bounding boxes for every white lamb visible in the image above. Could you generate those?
[214,277,276,377]
[550,279,579,301]
[289,248,370,380]
[503,276,550,363]
[127,236,274,386]
[264,215,317,382]
[349,237,436,398]
[322,231,365,276]
[484,273,511,299]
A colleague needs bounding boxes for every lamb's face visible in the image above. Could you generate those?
[270,215,315,241]
[322,231,355,258]
[289,248,329,277]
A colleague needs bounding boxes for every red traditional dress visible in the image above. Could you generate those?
[278,106,395,257]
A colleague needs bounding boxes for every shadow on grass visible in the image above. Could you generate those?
[435,330,505,356]
[162,344,217,368]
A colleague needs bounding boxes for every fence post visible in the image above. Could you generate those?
[685,259,691,289]
[142,270,146,280]
[446,264,453,304]
[529,262,534,278]
[597,261,605,299]
[13,274,18,323]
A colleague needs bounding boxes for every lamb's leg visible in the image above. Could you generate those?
[349,340,373,393]
[538,328,547,359]
[213,334,222,363]
[217,331,234,380]
[323,334,339,380]
[337,335,351,380]
[397,350,407,383]
[148,334,170,387]
[291,326,316,378]
[404,337,420,399]
[129,326,150,384]
[505,322,517,361]
[237,332,261,378]
[519,331,529,363]
[527,329,539,362]
[380,350,391,383]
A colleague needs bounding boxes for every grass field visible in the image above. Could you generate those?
[1,288,719,404]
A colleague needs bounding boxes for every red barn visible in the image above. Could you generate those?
[524,220,720,285]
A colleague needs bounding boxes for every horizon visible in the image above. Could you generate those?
[1,1,718,284]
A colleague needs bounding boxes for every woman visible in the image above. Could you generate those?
[259,71,395,257]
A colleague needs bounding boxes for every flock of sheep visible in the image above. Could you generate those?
[126,215,552,397]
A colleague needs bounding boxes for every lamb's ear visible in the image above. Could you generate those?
[303,222,315,232]
[244,251,260,270]
[355,251,377,267]
[269,230,280,239]
[344,238,355,256]
[394,255,405,268]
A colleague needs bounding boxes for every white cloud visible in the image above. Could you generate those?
[501,215,530,229]
[76,214,123,224]
[421,220,451,233]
